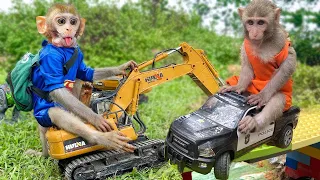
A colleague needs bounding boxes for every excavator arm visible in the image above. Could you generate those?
[104,42,223,128]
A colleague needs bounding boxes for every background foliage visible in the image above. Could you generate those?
[0,0,319,179]
[186,0,320,65]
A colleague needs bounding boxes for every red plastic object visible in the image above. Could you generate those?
[182,172,192,180]
[286,166,300,179]
[310,157,320,179]
[285,162,313,179]
[297,162,312,176]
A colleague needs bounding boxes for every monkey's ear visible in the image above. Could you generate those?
[36,16,47,34]
[79,18,86,36]
[238,7,245,18]
[275,8,281,24]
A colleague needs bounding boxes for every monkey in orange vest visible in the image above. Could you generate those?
[220,0,297,134]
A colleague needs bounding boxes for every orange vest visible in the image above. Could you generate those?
[226,39,293,111]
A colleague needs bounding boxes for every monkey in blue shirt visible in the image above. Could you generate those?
[32,40,94,127]
[33,3,136,157]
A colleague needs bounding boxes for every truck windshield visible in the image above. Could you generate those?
[200,96,244,129]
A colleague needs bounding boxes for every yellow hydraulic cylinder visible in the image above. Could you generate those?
[131,79,141,115]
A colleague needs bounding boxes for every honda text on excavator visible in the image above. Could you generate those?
[45,42,224,179]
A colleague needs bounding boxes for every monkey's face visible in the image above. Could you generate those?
[51,13,80,47]
[245,17,268,42]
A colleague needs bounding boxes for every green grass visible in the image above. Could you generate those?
[0,114,61,179]
[0,70,210,179]
[2,62,317,179]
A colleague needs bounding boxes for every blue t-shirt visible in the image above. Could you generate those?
[32,40,94,127]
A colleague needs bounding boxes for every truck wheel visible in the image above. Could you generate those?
[214,152,231,180]
[275,125,293,148]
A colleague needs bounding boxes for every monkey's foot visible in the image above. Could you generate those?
[24,149,43,156]
[82,81,93,88]
[238,116,260,134]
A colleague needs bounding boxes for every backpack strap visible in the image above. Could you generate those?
[30,86,52,102]
[63,48,79,75]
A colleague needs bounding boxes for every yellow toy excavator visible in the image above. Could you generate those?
[45,42,223,179]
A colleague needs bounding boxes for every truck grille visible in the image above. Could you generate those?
[172,135,189,153]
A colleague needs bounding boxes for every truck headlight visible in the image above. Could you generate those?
[198,142,215,158]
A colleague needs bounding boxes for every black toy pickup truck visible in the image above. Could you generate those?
[165,91,299,180]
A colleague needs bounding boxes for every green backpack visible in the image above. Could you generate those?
[6,53,41,111]
[5,49,78,111]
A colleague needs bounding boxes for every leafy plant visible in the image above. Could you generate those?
[292,63,320,107]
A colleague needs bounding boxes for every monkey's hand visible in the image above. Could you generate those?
[116,60,138,75]
[219,85,245,94]
[238,116,261,134]
[93,61,138,80]
[95,131,135,152]
[247,91,271,108]
[93,115,113,132]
